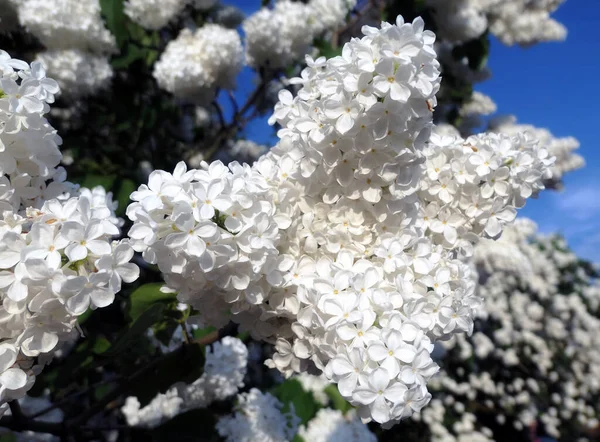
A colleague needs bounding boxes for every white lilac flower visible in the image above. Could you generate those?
[299,408,377,442]
[128,16,554,425]
[153,24,243,102]
[0,51,139,414]
[216,388,300,442]
[17,0,116,53]
[489,115,584,188]
[35,50,113,99]
[243,0,321,69]
[124,0,188,30]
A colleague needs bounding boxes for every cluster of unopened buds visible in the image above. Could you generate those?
[128,16,554,425]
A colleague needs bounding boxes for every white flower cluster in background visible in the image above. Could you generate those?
[16,0,116,53]
[122,336,248,428]
[124,0,188,30]
[0,51,139,415]
[13,0,115,99]
[459,91,497,118]
[458,91,497,134]
[216,388,300,442]
[128,17,555,425]
[412,220,600,441]
[295,373,331,405]
[153,24,243,102]
[299,408,377,442]
[243,0,356,69]
[427,0,567,46]
[35,50,113,99]
[489,115,584,188]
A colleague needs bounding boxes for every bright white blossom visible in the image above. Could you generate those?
[124,0,188,30]
[490,115,584,188]
[35,50,113,99]
[216,388,300,442]
[411,220,600,441]
[0,52,139,413]
[427,0,567,46]
[243,0,356,69]
[153,24,243,102]
[16,0,116,53]
[299,408,377,442]
[128,16,554,425]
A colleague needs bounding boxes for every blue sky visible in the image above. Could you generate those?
[478,0,600,262]
[227,0,600,262]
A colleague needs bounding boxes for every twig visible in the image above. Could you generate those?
[0,415,64,436]
[206,70,270,160]
[180,322,191,344]
[212,99,226,130]
[9,401,26,423]
[227,90,239,119]
[29,378,120,420]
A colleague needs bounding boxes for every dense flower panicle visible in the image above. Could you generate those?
[427,0,567,46]
[126,159,286,330]
[415,220,600,441]
[0,52,139,413]
[0,55,71,211]
[243,0,356,69]
[299,408,377,442]
[153,24,243,102]
[489,115,584,188]
[122,336,248,428]
[216,388,301,442]
[129,17,554,425]
[35,50,113,99]
[16,0,116,53]
[124,0,188,30]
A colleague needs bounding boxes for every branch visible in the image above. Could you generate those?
[8,401,25,423]
[0,415,64,436]
[205,70,270,160]
[212,99,226,130]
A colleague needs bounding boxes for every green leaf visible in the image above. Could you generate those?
[92,336,112,355]
[273,379,321,424]
[115,178,137,217]
[314,38,342,59]
[152,318,180,347]
[325,384,353,413]
[105,303,165,357]
[0,433,17,442]
[128,283,177,322]
[111,44,146,69]
[77,308,94,325]
[192,326,216,340]
[99,0,127,48]
[80,174,115,190]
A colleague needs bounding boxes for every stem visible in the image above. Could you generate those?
[0,415,64,436]
[29,378,119,420]
[9,401,26,423]
[206,70,270,160]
